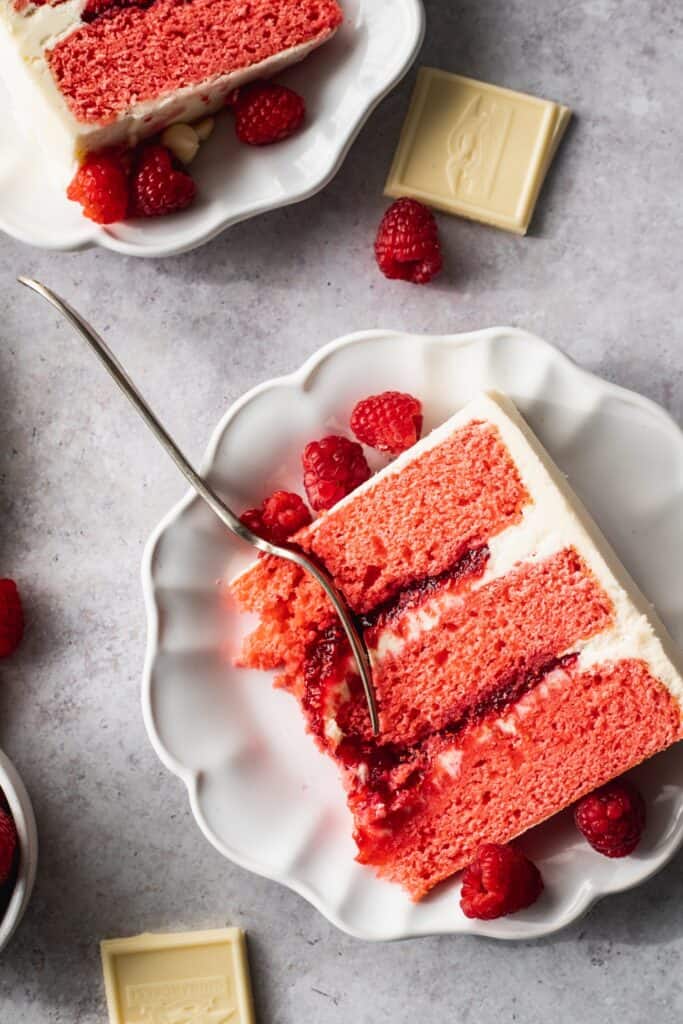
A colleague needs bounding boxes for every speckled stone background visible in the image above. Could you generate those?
[1,0,682,1020]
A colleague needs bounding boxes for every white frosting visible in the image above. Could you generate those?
[0,1,335,180]
[437,748,463,778]
[476,392,683,706]
[370,392,683,709]
[324,717,343,745]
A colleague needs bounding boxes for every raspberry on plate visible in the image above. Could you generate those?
[0,806,17,886]
[82,0,148,21]
[0,579,24,659]
[130,144,196,218]
[228,81,306,146]
[302,436,371,511]
[574,779,646,857]
[374,198,443,284]
[66,148,129,224]
[240,491,312,545]
[351,391,423,454]
[460,843,543,920]
[239,507,267,539]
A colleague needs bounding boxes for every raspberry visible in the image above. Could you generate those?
[66,148,129,224]
[0,807,17,885]
[460,843,543,920]
[239,507,266,538]
[262,491,312,542]
[302,436,372,511]
[0,580,24,659]
[240,490,312,545]
[574,779,646,857]
[374,198,443,284]
[351,391,423,454]
[130,144,196,218]
[82,0,149,22]
[227,81,306,146]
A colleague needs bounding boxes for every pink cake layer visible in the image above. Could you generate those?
[232,420,531,687]
[321,547,614,747]
[347,658,683,899]
[46,0,343,124]
[299,421,530,613]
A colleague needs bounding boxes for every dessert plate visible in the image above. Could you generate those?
[0,0,424,258]
[142,328,683,940]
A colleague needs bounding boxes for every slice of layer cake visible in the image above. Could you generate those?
[232,391,683,899]
[0,0,342,174]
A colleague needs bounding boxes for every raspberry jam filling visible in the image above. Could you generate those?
[300,544,588,864]
[302,622,348,742]
[301,541,583,852]
[301,544,491,742]
[342,653,579,795]
[358,544,489,643]
[346,654,579,861]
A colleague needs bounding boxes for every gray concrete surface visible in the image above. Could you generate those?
[1,0,682,1020]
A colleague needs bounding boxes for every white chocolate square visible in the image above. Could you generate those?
[100,928,255,1024]
[385,68,571,234]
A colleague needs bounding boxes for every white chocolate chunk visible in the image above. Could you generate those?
[194,116,215,142]
[161,123,200,164]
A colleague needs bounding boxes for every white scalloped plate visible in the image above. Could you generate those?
[142,328,683,940]
[0,0,424,257]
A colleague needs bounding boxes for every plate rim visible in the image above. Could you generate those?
[0,0,425,258]
[141,325,683,941]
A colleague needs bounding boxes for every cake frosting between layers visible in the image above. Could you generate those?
[0,0,343,176]
[231,391,683,899]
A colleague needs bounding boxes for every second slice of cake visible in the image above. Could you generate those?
[232,391,683,899]
[0,0,343,174]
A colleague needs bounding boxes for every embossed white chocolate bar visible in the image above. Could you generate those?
[385,68,571,234]
[100,928,255,1024]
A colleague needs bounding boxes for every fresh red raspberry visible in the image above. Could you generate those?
[227,81,306,146]
[0,580,24,659]
[374,198,443,284]
[460,843,543,920]
[240,490,312,545]
[130,144,196,218]
[82,0,148,22]
[66,148,129,224]
[239,507,266,538]
[262,490,312,542]
[350,391,423,454]
[302,436,371,511]
[0,807,17,885]
[574,779,646,857]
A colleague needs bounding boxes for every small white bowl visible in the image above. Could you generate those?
[0,749,38,953]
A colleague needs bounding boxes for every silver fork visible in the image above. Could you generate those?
[18,277,379,735]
